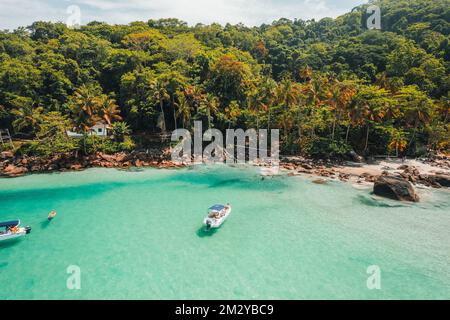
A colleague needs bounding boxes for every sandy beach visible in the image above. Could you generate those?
[280,155,450,191]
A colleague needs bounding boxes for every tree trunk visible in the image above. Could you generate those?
[173,109,177,130]
[172,96,177,130]
[331,119,336,141]
[345,125,351,143]
[364,123,370,152]
[83,134,87,155]
[408,124,418,151]
[160,100,166,132]
[207,109,211,130]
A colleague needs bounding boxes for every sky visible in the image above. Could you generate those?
[0,0,367,30]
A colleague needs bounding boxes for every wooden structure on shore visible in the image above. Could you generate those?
[0,129,14,149]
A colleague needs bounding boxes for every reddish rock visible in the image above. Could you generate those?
[0,151,14,159]
[70,164,83,171]
[3,164,28,177]
[135,159,144,167]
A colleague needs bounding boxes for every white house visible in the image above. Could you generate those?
[91,123,109,136]
[66,123,110,138]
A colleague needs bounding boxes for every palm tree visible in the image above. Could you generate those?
[224,101,241,129]
[259,77,277,131]
[352,85,391,152]
[201,94,219,130]
[388,128,408,157]
[185,85,206,117]
[97,95,122,125]
[246,87,261,130]
[11,102,44,134]
[69,85,101,133]
[301,75,325,138]
[276,78,300,140]
[111,121,131,142]
[299,66,313,82]
[69,85,102,154]
[397,86,434,151]
[326,80,356,141]
[158,71,187,130]
[176,91,192,129]
[151,79,169,132]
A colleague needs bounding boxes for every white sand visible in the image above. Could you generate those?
[335,159,449,178]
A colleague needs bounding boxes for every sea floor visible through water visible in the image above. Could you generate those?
[0,165,449,299]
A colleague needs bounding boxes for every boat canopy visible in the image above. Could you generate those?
[0,220,20,228]
[209,205,225,212]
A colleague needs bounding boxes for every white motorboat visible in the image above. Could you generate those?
[203,204,232,230]
[0,220,32,241]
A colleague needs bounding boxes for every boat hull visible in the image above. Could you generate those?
[0,228,28,241]
[203,208,232,229]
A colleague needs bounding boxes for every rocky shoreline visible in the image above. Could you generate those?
[0,149,185,178]
[280,155,450,188]
[280,154,450,202]
[1,149,449,201]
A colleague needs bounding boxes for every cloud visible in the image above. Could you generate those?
[0,0,63,30]
[0,0,364,30]
[76,0,349,25]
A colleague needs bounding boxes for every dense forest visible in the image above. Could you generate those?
[0,0,448,159]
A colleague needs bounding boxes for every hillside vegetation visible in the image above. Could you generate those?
[0,0,448,158]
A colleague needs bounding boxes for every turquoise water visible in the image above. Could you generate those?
[0,165,449,300]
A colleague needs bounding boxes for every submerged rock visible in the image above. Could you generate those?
[373,176,419,202]
[312,178,328,185]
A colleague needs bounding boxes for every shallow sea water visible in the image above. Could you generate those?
[0,165,449,299]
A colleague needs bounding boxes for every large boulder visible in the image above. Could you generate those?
[347,150,364,163]
[373,176,419,202]
[430,175,450,188]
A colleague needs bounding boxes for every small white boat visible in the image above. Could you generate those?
[48,211,57,221]
[203,204,232,230]
[0,220,32,241]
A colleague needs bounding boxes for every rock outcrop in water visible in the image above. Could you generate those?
[373,176,420,202]
[428,175,450,188]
